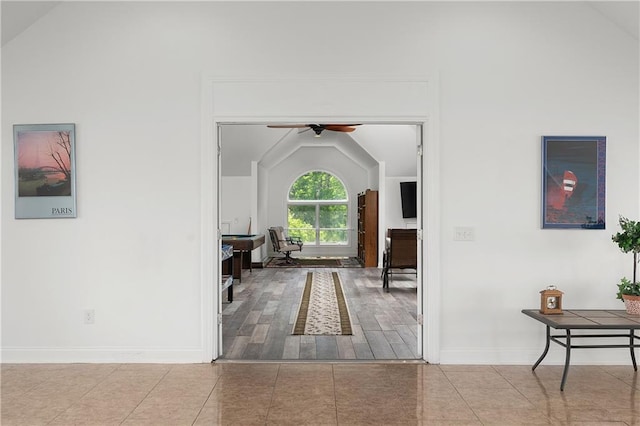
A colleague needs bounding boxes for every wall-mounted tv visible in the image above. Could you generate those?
[400,181,417,219]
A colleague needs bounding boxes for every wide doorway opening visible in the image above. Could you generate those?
[217,123,423,361]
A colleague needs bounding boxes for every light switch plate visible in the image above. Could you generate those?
[454,227,475,241]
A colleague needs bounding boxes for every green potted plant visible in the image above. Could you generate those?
[612,216,640,315]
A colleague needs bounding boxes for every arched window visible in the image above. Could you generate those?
[287,171,349,246]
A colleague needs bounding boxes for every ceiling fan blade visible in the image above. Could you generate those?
[267,124,309,129]
[323,125,360,133]
[268,123,361,134]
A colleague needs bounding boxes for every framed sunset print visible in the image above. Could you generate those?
[542,136,605,229]
[14,123,77,219]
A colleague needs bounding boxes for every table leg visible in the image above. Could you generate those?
[532,325,551,371]
[228,254,234,302]
[560,329,571,391]
[232,251,243,282]
[630,329,638,371]
[382,267,389,292]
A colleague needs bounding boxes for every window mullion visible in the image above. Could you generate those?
[316,203,320,246]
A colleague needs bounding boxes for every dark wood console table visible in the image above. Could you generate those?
[522,309,640,390]
[221,234,265,282]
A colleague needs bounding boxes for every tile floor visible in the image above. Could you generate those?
[1,362,638,425]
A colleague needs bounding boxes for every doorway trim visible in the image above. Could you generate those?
[200,75,441,363]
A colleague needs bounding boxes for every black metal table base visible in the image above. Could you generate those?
[532,325,639,391]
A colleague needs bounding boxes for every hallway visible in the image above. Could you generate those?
[221,266,418,360]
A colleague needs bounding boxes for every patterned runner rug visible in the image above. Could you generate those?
[293,272,353,335]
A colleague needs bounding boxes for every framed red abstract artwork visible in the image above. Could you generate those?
[542,136,606,229]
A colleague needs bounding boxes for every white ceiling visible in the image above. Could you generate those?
[220,124,419,177]
[2,1,638,47]
[1,1,61,46]
[589,1,640,40]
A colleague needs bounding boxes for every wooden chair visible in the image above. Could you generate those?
[382,229,417,291]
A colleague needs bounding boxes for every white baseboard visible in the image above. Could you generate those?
[3,347,635,365]
[1,347,206,363]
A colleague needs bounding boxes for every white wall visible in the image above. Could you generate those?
[386,177,419,230]
[265,145,369,258]
[220,177,251,234]
[435,2,638,364]
[2,1,637,363]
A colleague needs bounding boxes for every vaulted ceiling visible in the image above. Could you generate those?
[2,1,638,47]
[1,1,61,46]
[220,124,419,177]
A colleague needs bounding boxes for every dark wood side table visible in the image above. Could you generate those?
[522,309,640,390]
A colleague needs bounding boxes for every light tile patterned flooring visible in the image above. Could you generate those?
[222,266,419,360]
[1,362,638,425]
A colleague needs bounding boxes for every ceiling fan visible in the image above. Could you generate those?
[267,124,360,136]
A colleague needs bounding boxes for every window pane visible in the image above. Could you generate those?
[319,229,348,245]
[288,205,316,243]
[290,228,316,244]
[319,204,348,244]
[319,204,347,228]
[289,171,347,200]
[288,204,315,224]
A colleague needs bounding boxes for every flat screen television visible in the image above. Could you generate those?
[400,181,417,219]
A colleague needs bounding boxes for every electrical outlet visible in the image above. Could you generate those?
[83,309,95,324]
[454,227,475,241]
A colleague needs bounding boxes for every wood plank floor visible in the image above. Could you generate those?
[221,266,418,360]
